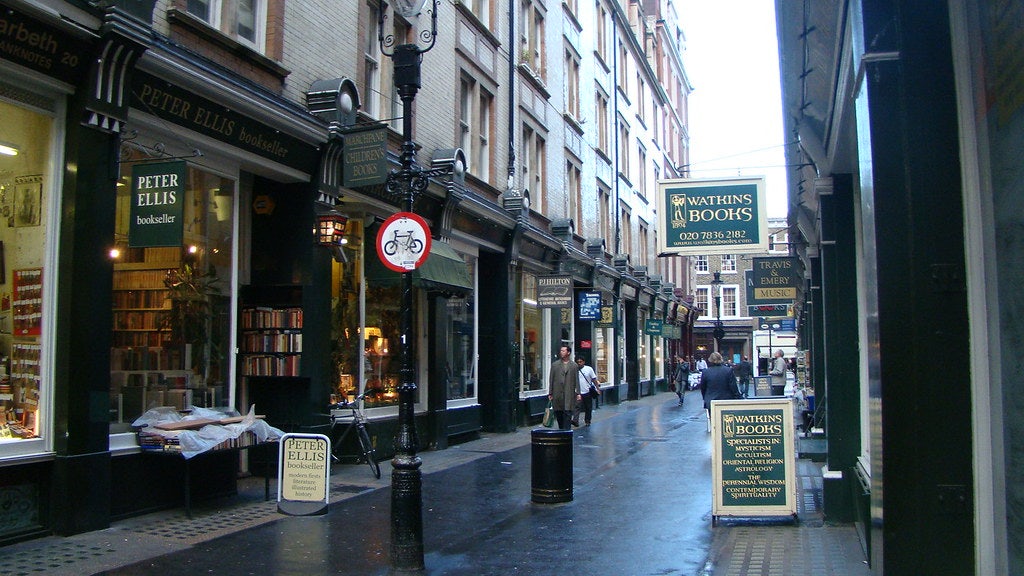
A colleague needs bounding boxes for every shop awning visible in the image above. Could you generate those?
[365,239,472,296]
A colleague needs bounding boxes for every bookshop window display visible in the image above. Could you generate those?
[110,157,235,434]
[330,220,401,409]
[0,96,57,453]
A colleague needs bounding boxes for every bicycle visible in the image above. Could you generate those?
[317,394,381,479]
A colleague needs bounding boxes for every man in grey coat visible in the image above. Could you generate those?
[548,345,581,430]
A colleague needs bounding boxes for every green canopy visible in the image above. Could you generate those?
[365,239,472,296]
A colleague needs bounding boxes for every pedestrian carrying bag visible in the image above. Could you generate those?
[542,400,556,427]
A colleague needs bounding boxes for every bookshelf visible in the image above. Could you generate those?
[238,306,303,376]
[112,265,172,349]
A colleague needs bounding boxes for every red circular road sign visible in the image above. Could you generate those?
[375,212,432,273]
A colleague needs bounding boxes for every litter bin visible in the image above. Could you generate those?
[531,428,573,503]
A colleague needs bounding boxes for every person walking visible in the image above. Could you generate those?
[734,355,753,398]
[572,356,599,426]
[548,345,581,430]
[769,349,788,395]
[695,356,708,371]
[700,352,742,414]
[672,355,689,405]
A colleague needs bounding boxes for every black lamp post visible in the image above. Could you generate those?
[760,321,780,367]
[711,271,724,352]
[377,0,446,572]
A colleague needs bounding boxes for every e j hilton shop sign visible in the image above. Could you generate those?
[656,177,769,256]
[129,161,186,248]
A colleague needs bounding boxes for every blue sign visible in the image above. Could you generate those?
[578,291,601,320]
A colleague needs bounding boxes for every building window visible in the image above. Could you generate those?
[638,222,649,267]
[637,145,647,198]
[596,89,610,154]
[621,208,632,255]
[522,124,546,213]
[567,161,582,231]
[695,286,710,318]
[565,49,581,120]
[459,74,494,183]
[595,2,609,63]
[618,119,630,178]
[694,255,709,273]
[618,41,629,93]
[469,0,491,29]
[520,0,545,79]
[598,184,611,244]
[364,2,382,118]
[636,75,646,122]
[186,0,267,51]
[722,286,739,317]
[721,254,736,272]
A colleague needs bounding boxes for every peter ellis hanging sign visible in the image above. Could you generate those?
[129,161,186,248]
[657,177,769,256]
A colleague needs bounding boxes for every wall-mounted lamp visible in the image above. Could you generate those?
[317,213,348,246]
[0,141,19,156]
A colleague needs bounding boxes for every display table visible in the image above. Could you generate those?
[134,410,284,517]
[139,433,276,517]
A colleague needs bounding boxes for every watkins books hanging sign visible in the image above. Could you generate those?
[656,177,769,256]
[129,161,186,248]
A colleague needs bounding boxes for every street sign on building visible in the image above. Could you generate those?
[750,257,800,303]
[656,177,769,256]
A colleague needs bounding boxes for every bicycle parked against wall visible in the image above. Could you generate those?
[313,393,381,479]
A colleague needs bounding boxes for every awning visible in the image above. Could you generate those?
[365,239,472,296]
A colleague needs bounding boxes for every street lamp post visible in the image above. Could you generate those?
[378,1,446,572]
[760,321,780,368]
[711,271,724,353]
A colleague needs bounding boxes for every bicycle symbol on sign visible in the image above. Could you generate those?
[383,229,424,258]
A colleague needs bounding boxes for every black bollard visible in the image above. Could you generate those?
[531,428,573,503]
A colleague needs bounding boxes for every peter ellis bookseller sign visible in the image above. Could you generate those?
[657,177,769,256]
[129,161,186,248]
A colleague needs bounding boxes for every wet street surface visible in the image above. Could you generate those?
[102,392,714,575]
[4,391,870,576]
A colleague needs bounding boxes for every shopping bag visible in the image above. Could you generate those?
[542,401,555,427]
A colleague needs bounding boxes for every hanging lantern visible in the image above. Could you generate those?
[317,213,348,246]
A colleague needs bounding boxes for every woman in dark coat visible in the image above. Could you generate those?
[699,351,742,410]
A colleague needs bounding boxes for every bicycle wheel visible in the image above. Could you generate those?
[383,239,398,256]
[409,238,423,254]
[357,425,381,479]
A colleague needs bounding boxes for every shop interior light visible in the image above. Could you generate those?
[0,141,19,156]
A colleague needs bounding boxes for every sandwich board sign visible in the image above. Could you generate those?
[710,399,797,523]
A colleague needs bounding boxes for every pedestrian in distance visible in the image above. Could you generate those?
[733,355,753,398]
[700,352,743,412]
[572,355,599,426]
[769,349,788,395]
[695,356,708,371]
[548,345,581,430]
[672,355,689,405]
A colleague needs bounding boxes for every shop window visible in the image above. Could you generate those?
[638,311,648,379]
[445,261,476,402]
[0,96,55,454]
[518,272,546,394]
[110,157,235,434]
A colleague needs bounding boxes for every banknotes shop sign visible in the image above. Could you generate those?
[657,177,768,256]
